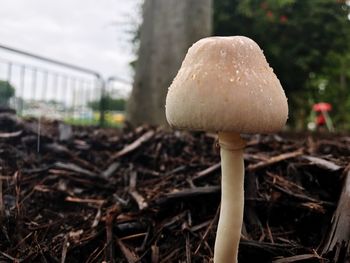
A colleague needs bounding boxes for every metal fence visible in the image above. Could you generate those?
[0,44,111,125]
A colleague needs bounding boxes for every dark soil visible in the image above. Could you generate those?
[0,112,349,263]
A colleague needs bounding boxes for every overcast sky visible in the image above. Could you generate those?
[0,0,142,85]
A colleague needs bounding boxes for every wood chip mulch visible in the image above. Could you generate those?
[0,111,349,263]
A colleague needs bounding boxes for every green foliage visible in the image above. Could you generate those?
[88,96,126,111]
[214,0,350,130]
[0,80,15,106]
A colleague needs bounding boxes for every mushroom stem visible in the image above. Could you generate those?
[214,132,246,263]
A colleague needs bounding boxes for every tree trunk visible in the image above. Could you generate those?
[127,0,212,126]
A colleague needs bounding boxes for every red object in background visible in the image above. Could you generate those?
[266,10,274,19]
[313,102,332,112]
[280,15,288,23]
[316,114,326,126]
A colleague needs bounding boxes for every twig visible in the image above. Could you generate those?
[116,238,139,263]
[110,130,155,161]
[105,205,119,263]
[239,239,303,255]
[194,204,220,255]
[247,150,303,172]
[151,245,159,263]
[45,143,99,172]
[193,163,221,181]
[155,186,220,206]
[159,248,183,263]
[65,196,105,207]
[61,235,69,263]
[14,171,21,218]
[302,155,342,171]
[185,231,191,263]
[54,162,101,180]
[91,206,102,228]
[266,172,305,191]
[0,174,3,220]
[0,130,22,138]
[0,251,22,262]
[272,184,333,207]
[272,253,323,263]
[11,232,33,251]
[266,222,274,244]
[101,162,120,178]
[190,220,211,232]
[138,225,151,252]
[129,172,148,210]
[86,243,107,263]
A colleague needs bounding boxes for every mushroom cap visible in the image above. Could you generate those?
[165,36,288,133]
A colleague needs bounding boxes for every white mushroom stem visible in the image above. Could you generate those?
[214,132,246,263]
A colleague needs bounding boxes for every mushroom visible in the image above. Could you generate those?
[165,36,288,263]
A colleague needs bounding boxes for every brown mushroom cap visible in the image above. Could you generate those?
[165,36,288,133]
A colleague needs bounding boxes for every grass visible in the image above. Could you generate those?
[64,117,122,128]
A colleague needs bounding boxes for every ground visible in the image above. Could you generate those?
[0,112,349,262]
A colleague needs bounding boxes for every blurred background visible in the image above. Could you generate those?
[0,0,349,131]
